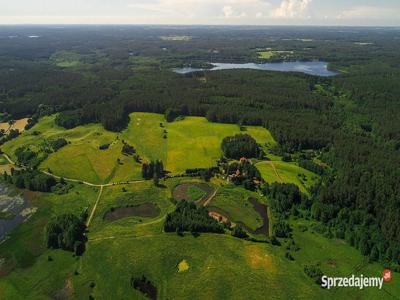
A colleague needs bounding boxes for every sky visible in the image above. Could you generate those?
[0,0,399,26]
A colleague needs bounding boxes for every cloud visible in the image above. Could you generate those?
[337,6,399,20]
[223,6,234,18]
[272,0,312,18]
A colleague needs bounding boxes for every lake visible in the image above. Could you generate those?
[174,61,338,77]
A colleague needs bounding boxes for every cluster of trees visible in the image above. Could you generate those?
[263,183,302,216]
[221,134,262,159]
[164,201,224,234]
[0,129,20,146]
[49,138,68,151]
[3,169,57,192]
[122,142,136,155]
[141,160,164,180]
[298,159,325,176]
[184,167,219,182]
[45,213,86,255]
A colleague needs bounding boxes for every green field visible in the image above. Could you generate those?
[208,185,264,232]
[2,113,276,183]
[256,161,318,194]
[1,115,142,184]
[122,112,276,174]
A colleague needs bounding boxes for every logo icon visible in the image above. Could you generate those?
[382,269,392,283]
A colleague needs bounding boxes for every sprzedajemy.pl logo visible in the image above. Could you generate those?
[321,269,392,290]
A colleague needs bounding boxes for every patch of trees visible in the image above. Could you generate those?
[164,201,224,234]
[221,134,262,159]
[14,147,45,168]
[142,160,164,180]
[185,167,219,181]
[99,143,110,150]
[4,169,57,192]
[122,142,136,155]
[165,107,184,122]
[0,129,20,146]
[45,213,86,256]
[232,226,249,239]
[298,159,325,175]
[262,183,302,216]
[50,138,68,151]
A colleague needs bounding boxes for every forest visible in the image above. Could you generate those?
[0,26,399,268]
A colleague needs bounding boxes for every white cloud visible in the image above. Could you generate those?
[272,0,312,18]
[223,6,234,18]
[337,6,399,20]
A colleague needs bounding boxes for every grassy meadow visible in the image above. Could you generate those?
[208,184,264,231]
[256,161,318,194]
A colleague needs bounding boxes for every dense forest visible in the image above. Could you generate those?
[0,26,399,267]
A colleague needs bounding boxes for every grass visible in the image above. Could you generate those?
[1,177,398,299]
[283,218,400,299]
[1,115,142,184]
[0,184,98,277]
[208,184,264,231]
[72,233,324,299]
[88,181,173,236]
[186,185,206,202]
[256,161,318,194]
[2,113,276,182]
[121,113,275,174]
[165,116,274,173]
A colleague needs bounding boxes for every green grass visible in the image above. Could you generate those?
[186,185,206,202]
[257,50,274,59]
[2,113,276,182]
[256,161,318,194]
[72,233,325,299]
[208,185,263,231]
[1,115,142,184]
[283,218,400,299]
[1,177,398,299]
[165,116,274,173]
[0,184,98,277]
[121,113,275,174]
[89,181,173,237]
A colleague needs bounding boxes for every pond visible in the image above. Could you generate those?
[0,184,34,242]
[174,61,338,77]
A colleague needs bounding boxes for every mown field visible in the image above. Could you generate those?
[122,112,276,174]
[256,161,318,194]
[2,113,276,183]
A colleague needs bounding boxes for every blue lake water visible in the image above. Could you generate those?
[174,61,338,77]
